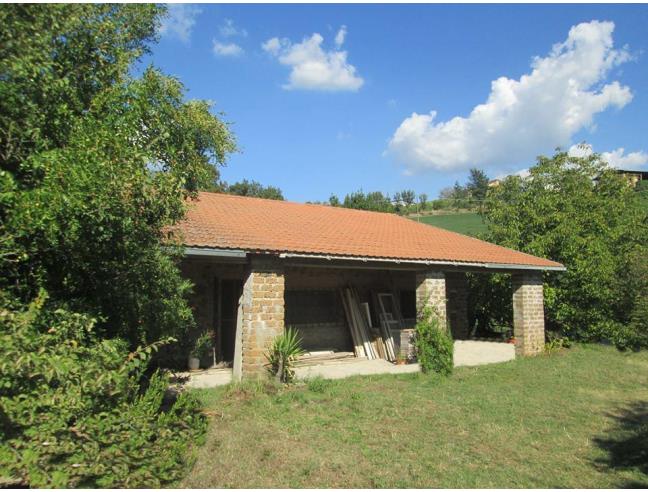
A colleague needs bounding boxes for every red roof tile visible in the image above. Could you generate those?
[174,192,564,269]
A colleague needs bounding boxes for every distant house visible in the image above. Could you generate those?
[173,192,564,381]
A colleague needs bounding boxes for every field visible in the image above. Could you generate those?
[181,345,648,488]
[413,212,488,237]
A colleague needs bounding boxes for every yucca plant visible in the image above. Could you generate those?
[265,327,305,383]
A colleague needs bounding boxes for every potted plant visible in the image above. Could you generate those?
[188,332,212,371]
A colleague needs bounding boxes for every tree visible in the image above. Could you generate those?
[223,179,284,200]
[418,193,428,208]
[342,190,394,213]
[482,149,648,343]
[329,194,341,206]
[466,168,490,201]
[400,189,416,207]
[0,5,235,485]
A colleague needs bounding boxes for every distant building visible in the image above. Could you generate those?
[615,169,648,188]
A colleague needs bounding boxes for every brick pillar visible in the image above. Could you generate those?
[512,271,545,356]
[446,272,469,339]
[415,271,447,328]
[234,256,285,380]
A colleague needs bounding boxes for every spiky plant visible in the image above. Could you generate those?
[265,327,304,383]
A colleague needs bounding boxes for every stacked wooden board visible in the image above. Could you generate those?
[339,287,397,362]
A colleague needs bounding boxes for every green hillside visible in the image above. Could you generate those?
[414,212,487,237]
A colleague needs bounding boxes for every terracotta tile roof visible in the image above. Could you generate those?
[174,192,564,269]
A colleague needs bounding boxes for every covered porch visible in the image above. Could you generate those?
[180,250,550,382]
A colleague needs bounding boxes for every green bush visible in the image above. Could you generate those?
[415,308,454,375]
[0,293,207,488]
[265,327,305,384]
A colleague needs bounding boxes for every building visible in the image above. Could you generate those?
[174,192,565,381]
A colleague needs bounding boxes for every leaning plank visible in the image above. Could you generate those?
[339,289,365,357]
[347,288,376,360]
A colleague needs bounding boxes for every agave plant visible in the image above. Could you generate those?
[265,327,305,383]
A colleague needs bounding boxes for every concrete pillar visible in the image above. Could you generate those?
[512,271,545,356]
[446,272,470,339]
[415,271,447,328]
[233,255,285,380]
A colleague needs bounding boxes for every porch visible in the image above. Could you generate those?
[180,251,543,382]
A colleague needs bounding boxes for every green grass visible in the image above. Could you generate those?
[415,212,488,237]
[181,345,648,488]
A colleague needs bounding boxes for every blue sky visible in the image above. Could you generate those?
[144,3,648,202]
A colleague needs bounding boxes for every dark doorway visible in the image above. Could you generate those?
[215,278,242,362]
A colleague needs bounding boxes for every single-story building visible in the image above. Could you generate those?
[174,192,565,381]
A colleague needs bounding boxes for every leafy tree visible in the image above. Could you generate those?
[342,190,394,213]
[222,179,284,200]
[400,189,416,207]
[0,5,235,486]
[418,193,428,208]
[329,193,341,207]
[466,168,490,201]
[482,149,648,343]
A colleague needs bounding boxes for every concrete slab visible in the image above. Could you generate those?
[454,340,515,367]
[174,368,233,388]
[295,359,419,380]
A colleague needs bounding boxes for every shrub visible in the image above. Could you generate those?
[415,308,453,376]
[265,327,304,384]
[0,292,207,488]
[191,331,213,359]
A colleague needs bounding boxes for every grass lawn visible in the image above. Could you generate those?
[415,212,488,237]
[181,345,648,488]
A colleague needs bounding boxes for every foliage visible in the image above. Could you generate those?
[265,327,305,384]
[0,4,233,487]
[342,189,394,213]
[218,179,284,200]
[467,272,512,337]
[614,247,648,350]
[191,332,214,359]
[329,193,341,207]
[466,168,490,201]
[482,149,648,343]
[415,307,453,375]
[1,5,236,349]
[545,332,573,353]
[0,292,207,488]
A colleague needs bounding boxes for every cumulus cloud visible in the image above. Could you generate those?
[219,18,247,38]
[569,143,648,168]
[159,4,201,43]
[262,28,364,91]
[213,41,244,57]
[387,20,634,174]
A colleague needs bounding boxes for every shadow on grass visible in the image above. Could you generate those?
[594,400,648,487]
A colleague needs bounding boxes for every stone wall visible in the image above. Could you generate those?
[415,270,447,327]
[512,272,545,356]
[237,256,285,379]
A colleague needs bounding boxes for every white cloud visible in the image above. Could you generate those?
[219,18,247,38]
[262,28,364,92]
[213,41,244,57]
[387,20,633,174]
[159,4,201,44]
[335,25,347,48]
[569,143,648,168]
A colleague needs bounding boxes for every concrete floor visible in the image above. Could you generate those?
[295,359,420,380]
[172,341,516,388]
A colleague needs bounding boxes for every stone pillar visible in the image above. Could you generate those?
[415,271,447,328]
[446,272,470,339]
[233,255,285,380]
[512,271,545,356]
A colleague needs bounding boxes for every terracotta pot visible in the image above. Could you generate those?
[188,357,200,371]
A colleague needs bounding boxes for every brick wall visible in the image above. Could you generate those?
[238,256,285,379]
[512,272,545,356]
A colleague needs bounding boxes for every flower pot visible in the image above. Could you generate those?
[188,357,200,371]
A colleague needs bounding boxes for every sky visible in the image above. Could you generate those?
[142,3,648,202]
